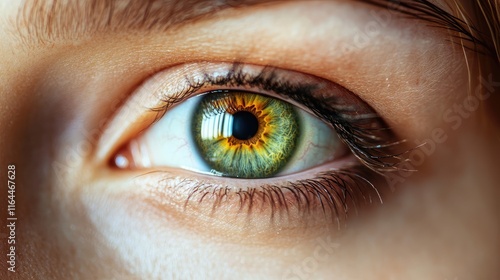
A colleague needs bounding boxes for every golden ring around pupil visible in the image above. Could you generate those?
[192,91,299,178]
[226,106,268,147]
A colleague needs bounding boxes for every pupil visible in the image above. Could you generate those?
[232,111,259,140]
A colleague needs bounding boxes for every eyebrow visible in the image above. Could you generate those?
[15,0,278,45]
[16,0,492,55]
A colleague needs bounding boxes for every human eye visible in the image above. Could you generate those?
[100,62,402,233]
[7,0,500,278]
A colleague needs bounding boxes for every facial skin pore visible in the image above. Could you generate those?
[1,0,499,279]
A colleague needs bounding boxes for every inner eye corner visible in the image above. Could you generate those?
[107,144,130,170]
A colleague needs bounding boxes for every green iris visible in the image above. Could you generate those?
[192,91,300,178]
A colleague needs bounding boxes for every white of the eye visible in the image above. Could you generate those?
[276,109,342,175]
[134,94,343,176]
[135,97,210,173]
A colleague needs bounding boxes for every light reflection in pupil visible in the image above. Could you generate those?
[232,111,259,140]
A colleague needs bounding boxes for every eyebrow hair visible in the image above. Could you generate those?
[15,0,493,57]
[15,0,278,45]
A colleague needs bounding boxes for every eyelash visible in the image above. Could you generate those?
[181,165,382,228]
[138,62,405,224]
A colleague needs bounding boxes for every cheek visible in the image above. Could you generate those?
[80,182,297,279]
[337,119,500,279]
[81,184,189,277]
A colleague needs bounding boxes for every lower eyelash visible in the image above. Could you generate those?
[181,164,382,228]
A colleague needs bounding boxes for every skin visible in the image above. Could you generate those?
[1,0,499,279]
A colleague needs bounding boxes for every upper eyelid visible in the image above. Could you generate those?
[99,62,406,176]
[96,62,349,162]
[148,63,357,122]
[19,0,463,141]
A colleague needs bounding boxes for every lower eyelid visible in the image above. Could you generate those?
[118,158,382,241]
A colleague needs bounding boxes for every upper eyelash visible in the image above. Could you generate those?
[149,62,408,174]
